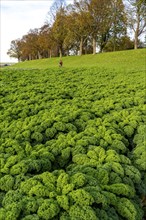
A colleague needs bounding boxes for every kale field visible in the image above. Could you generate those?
[0,51,146,220]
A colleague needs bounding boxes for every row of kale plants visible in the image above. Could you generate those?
[0,68,145,219]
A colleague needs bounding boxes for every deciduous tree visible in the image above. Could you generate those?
[7,39,22,62]
[126,0,146,49]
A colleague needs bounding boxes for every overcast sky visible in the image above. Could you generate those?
[0,0,73,63]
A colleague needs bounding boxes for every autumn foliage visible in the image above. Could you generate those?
[7,0,146,61]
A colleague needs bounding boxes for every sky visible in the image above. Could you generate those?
[0,0,73,63]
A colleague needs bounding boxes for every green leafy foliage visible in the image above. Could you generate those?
[37,199,60,219]
[0,66,145,219]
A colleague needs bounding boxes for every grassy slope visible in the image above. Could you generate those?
[9,49,146,71]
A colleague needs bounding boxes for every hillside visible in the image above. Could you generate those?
[9,48,146,71]
[0,48,146,219]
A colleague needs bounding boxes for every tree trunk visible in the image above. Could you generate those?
[79,37,83,56]
[84,39,88,54]
[66,49,69,56]
[18,55,21,62]
[113,33,116,51]
[29,54,31,60]
[59,47,62,58]
[48,49,52,58]
[134,31,138,49]
[134,14,140,50]
[93,36,96,55]
[38,51,41,59]
[134,7,140,49]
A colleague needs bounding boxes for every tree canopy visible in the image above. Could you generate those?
[7,0,145,61]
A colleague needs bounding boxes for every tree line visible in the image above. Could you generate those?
[7,0,146,61]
